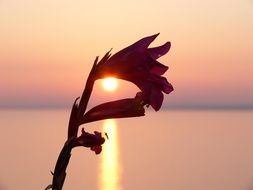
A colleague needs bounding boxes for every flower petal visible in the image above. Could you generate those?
[149,59,168,75]
[148,75,174,94]
[102,33,160,69]
[158,76,174,94]
[148,42,171,59]
[149,89,164,111]
[131,33,160,50]
[91,145,102,154]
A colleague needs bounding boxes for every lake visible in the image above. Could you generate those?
[0,109,253,190]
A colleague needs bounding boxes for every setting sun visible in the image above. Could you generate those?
[102,77,118,92]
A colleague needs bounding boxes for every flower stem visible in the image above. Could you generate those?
[47,57,99,190]
[49,138,74,190]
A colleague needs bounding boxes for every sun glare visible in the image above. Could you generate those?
[102,77,118,92]
[100,119,121,190]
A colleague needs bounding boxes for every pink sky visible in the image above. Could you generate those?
[0,0,253,108]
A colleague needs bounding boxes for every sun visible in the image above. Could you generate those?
[102,77,118,92]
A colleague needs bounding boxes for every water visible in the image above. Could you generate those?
[0,109,253,190]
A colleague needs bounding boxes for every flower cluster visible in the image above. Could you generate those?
[69,33,173,154]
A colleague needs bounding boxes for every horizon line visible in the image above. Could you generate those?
[1,104,253,111]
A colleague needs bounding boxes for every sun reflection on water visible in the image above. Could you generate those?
[100,119,122,190]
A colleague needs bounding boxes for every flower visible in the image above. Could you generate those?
[80,92,145,125]
[95,33,173,111]
[73,129,105,154]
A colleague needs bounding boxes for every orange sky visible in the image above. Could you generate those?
[0,0,253,108]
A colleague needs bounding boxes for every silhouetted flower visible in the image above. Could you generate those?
[73,129,105,154]
[95,33,173,111]
[80,92,145,125]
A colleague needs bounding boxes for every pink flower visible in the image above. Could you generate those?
[73,129,105,154]
[95,33,173,111]
[80,92,145,125]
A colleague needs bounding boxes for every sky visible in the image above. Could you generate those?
[0,0,253,109]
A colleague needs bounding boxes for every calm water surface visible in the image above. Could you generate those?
[0,109,253,190]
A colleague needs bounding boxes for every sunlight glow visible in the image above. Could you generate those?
[102,77,118,92]
[100,119,121,190]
